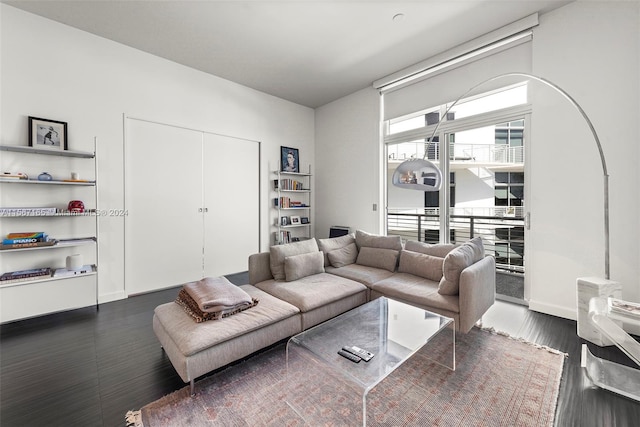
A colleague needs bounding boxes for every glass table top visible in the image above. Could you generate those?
[287,297,454,390]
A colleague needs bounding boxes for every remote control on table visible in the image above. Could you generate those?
[342,346,375,362]
[338,349,361,363]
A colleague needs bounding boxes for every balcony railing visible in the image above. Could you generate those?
[387,208,525,274]
[388,143,524,165]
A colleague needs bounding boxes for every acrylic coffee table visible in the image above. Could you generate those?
[286,297,455,426]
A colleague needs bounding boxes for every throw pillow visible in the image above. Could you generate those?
[356,247,399,272]
[404,240,458,258]
[284,251,325,281]
[438,237,485,295]
[398,249,444,282]
[317,233,356,267]
[327,242,359,268]
[355,229,403,250]
[270,239,319,281]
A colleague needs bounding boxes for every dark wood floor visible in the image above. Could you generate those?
[1,273,639,427]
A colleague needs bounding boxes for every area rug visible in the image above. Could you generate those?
[126,327,565,426]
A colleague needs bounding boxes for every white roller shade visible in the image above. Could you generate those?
[378,15,537,121]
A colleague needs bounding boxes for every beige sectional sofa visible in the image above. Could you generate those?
[153,230,495,394]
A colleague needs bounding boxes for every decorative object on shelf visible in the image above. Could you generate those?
[301,217,309,224]
[70,172,79,180]
[66,254,84,271]
[280,216,289,226]
[280,146,299,173]
[37,172,53,181]
[68,200,85,213]
[291,216,301,225]
[1,172,28,180]
[28,116,68,151]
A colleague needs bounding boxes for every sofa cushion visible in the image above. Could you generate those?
[327,242,358,268]
[356,247,399,272]
[438,237,485,295]
[404,240,458,258]
[326,264,395,287]
[398,249,444,282]
[270,239,319,281]
[355,230,403,251]
[317,234,355,267]
[254,272,367,313]
[371,273,460,314]
[284,251,325,281]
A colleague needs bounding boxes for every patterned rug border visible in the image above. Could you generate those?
[126,326,567,426]
[477,325,569,358]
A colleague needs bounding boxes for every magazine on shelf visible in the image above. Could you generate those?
[608,297,640,319]
[0,267,52,283]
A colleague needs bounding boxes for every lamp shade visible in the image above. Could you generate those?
[391,158,443,191]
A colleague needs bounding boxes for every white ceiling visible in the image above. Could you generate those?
[4,0,571,108]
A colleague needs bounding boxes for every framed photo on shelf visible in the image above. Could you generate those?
[291,216,301,225]
[301,217,309,224]
[28,116,68,151]
[281,146,299,173]
[281,216,289,226]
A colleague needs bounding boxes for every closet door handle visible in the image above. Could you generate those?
[198,208,203,213]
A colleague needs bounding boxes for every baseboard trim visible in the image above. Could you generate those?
[528,299,576,320]
[99,290,127,304]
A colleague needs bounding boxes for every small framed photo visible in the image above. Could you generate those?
[281,146,299,173]
[281,216,289,226]
[291,216,301,225]
[29,116,68,151]
[301,217,309,224]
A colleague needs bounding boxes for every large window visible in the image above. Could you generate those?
[385,84,529,276]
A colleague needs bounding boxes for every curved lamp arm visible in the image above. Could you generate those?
[401,72,610,279]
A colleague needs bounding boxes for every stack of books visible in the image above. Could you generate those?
[0,267,52,284]
[0,232,55,249]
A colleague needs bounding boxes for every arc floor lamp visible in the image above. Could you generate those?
[392,72,610,280]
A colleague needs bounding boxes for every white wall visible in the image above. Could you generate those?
[314,87,381,237]
[0,5,314,304]
[528,1,639,318]
[314,1,640,320]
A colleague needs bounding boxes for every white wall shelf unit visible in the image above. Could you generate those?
[273,167,312,245]
[0,140,99,323]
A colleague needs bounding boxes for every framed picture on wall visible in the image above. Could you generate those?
[281,146,299,173]
[28,116,68,151]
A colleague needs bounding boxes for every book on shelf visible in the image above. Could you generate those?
[0,207,57,216]
[3,232,50,245]
[0,267,52,283]
[5,231,47,239]
[608,297,640,319]
[0,240,56,250]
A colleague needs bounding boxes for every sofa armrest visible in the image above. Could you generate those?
[248,252,273,284]
[458,256,496,333]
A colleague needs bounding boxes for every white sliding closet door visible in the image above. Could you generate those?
[203,134,260,276]
[125,119,204,295]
